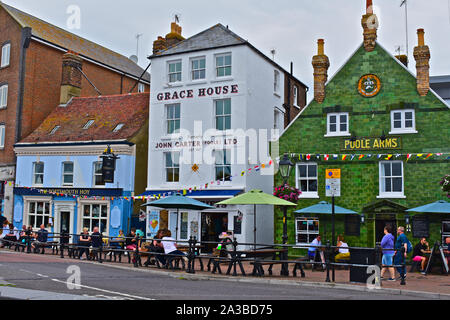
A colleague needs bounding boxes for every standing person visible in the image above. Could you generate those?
[90,227,103,261]
[78,228,91,260]
[412,237,430,274]
[443,237,450,265]
[380,225,396,281]
[394,226,410,280]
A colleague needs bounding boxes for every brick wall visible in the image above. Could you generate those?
[0,7,22,165]
[283,74,307,127]
[276,43,450,253]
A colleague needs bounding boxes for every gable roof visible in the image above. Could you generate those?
[0,2,150,82]
[17,93,149,145]
[149,23,308,89]
[281,41,450,136]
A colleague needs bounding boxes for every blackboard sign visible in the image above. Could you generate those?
[425,242,449,275]
[412,216,429,238]
[233,216,242,235]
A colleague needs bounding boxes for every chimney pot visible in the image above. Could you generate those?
[417,28,425,46]
[317,39,325,55]
[361,0,378,52]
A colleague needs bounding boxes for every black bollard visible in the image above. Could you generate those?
[400,247,406,286]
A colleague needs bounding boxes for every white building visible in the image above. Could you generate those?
[144,23,307,249]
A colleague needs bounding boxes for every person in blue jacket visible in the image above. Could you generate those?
[380,225,396,281]
[394,226,409,279]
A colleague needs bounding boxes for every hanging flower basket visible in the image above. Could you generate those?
[273,184,302,203]
[440,175,450,198]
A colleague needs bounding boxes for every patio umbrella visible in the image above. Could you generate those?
[216,189,296,250]
[142,193,214,240]
[406,200,450,214]
[295,201,357,215]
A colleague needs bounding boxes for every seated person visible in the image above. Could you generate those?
[31,224,49,253]
[444,237,450,264]
[335,235,350,261]
[308,235,325,268]
[216,232,234,258]
[78,228,91,260]
[148,229,166,265]
[412,237,430,273]
[125,228,139,251]
[2,224,19,247]
[161,229,186,259]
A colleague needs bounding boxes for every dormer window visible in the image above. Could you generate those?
[50,126,60,135]
[113,123,124,132]
[83,120,94,130]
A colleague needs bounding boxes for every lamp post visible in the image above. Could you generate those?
[278,154,294,276]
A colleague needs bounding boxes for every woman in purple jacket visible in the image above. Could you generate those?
[380,225,396,281]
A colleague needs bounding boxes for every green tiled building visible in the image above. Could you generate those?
[275,9,450,254]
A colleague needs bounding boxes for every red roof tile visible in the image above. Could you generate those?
[19,93,149,144]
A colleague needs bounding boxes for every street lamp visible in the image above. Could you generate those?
[278,154,293,276]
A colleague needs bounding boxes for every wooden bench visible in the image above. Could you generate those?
[250,259,306,277]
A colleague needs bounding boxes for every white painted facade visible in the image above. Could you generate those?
[146,43,290,248]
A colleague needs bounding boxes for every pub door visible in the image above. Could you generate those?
[375,215,397,244]
[201,212,228,253]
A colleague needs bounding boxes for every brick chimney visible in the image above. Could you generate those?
[153,21,185,55]
[60,51,82,105]
[312,39,330,104]
[413,29,431,97]
[361,0,378,52]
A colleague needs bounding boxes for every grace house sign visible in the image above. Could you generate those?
[342,137,402,151]
[156,84,239,101]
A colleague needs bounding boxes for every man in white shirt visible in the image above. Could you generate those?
[308,235,325,268]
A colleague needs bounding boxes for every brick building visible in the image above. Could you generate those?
[0,2,150,219]
[276,1,449,252]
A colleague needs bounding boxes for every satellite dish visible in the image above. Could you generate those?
[129,55,138,64]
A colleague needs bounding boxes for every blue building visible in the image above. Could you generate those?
[12,93,149,239]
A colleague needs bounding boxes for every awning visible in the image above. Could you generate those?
[138,189,243,199]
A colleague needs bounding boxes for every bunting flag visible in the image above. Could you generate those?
[407,154,412,161]
[424,153,433,159]
[358,154,365,160]
[385,154,393,160]
[306,154,311,161]
[342,155,347,161]
[324,154,330,161]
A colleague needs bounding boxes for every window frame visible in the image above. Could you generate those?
[390,109,417,134]
[378,161,405,198]
[83,120,95,130]
[166,103,181,135]
[215,149,232,182]
[0,124,5,149]
[168,60,182,83]
[27,200,51,230]
[215,99,231,131]
[81,203,109,234]
[1,43,10,68]
[325,112,350,137]
[215,53,232,78]
[0,84,8,109]
[32,162,44,187]
[62,161,74,187]
[295,162,319,198]
[164,152,180,183]
[93,161,105,187]
[190,57,206,81]
[137,83,145,93]
[293,85,299,107]
[274,70,280,94]
[295,217,320,246]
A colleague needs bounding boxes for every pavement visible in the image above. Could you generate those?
[0,248,449,300]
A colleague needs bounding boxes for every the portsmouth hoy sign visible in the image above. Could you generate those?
[156,84,239,101]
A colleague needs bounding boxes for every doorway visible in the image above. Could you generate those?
[375,215,397,243]
[201,212,228,252]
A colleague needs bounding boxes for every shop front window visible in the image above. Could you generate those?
[82,204,108,233]
[28,201,51,229]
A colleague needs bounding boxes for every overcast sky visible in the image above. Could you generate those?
[4,0,450,93]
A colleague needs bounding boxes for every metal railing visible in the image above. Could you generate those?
[0,232,409,285]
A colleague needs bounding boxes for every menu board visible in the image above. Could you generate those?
[412,216,429,238]
[233,216,242,235]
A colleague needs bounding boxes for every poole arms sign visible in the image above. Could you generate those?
[342,137,402,151]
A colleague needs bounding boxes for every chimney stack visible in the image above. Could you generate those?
[312,39,330,104]
[60,51,82,105]
[153,21,185,55]
[361,0,378,52]
[413,28,431,96]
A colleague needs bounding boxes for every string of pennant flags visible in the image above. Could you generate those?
[9,152,449,201]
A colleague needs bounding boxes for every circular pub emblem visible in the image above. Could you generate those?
[358,74,381,97]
